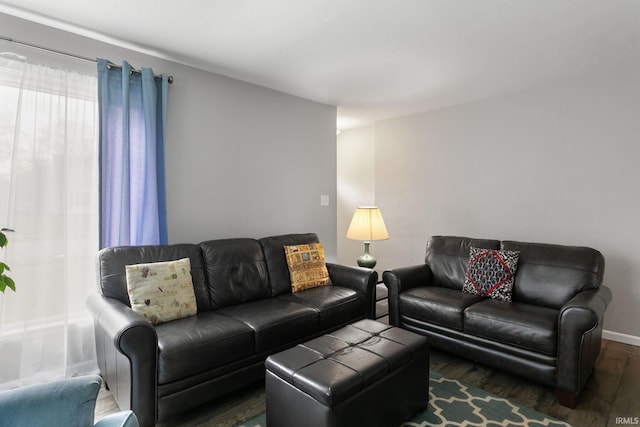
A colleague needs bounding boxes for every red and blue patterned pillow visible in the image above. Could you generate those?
[463,247,520,302]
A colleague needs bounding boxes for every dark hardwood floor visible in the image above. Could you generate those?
[429,339,640,427]
[96,338,639,426]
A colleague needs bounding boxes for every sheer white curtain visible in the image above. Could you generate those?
[0,54,99,389]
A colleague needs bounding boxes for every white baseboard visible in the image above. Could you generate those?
[603,329,640,347]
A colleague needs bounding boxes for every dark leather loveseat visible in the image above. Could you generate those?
[87,233,376,426]
[383,235,612,408]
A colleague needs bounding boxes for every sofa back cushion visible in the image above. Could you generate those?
[98,244,211,311]
[501,240,605,309]
[426,236,501,290]
[259,233,320,296]
[200,238,270,309]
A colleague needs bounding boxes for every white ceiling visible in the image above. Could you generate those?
[0,0,638,130]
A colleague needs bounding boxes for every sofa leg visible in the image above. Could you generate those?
[556,389,578,409]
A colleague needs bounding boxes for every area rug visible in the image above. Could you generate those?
[236,371,573,427]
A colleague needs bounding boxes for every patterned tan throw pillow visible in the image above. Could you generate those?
[126,257,197,325]
[284,243,331,293]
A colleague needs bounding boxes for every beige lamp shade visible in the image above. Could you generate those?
[346,207,389,242]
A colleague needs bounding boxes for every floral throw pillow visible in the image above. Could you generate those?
[284,243,331,293]
[126,257,197,325]
[463,247,520,302]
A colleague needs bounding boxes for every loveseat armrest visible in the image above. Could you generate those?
[86,294,158,427]
[383,265,433,326]
[556,285,612,407]
[326,263,378,319]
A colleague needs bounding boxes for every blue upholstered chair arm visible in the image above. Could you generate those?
[95,411,139,427]
[0,374,138,427]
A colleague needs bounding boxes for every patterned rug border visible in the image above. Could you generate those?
[236,370,573,427]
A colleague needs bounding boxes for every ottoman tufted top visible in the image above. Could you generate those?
[265,319,428,407]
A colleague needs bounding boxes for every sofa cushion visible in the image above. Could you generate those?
[278,285,365,329]
[200,238,270,309]
[464,299,558,356]
[462,247,520,302]
[501,240,605,309]
[98,243,211,311]
[426,236,501,290]
[284,243,331,292]
[217,298,319,353]
[126,258,198,325]
[259,233,320,296]
[399,286,485,331]
[155,311,255,384]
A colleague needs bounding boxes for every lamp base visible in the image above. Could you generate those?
[357,242,377,268]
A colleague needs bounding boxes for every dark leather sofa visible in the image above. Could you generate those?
[86,233,377,427]
[383,235,612,408]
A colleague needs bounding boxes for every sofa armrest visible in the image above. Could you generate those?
[326,263,378,319]
[383,264,433,326]
[556,285,612,400]
[86,294,158,427]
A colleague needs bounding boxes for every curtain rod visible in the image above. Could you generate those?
[0,35,174,84]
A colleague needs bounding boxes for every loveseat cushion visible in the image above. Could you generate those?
[426,236,501,290]
[200,238,270,309]
[278,285,365,329]
[464,299,558,356]
[501,240,605,309]
[155,311,255,384]
[259,233,320,296]
[217,298,318,353]
[399,286,484,331]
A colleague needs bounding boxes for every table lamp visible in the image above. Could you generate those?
[346,206,389,268]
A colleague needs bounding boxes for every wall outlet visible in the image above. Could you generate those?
[320,195,329,206]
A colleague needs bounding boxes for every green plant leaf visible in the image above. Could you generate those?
[0,228,14,247]
[0,275,16,292]
[0,228,15,292]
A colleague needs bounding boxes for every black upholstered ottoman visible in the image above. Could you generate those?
[265,319,429,427]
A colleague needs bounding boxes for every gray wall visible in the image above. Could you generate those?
[1,13,338,259]
[336,125,376,266]
[166,68,336,249]
[338,68,640,343]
